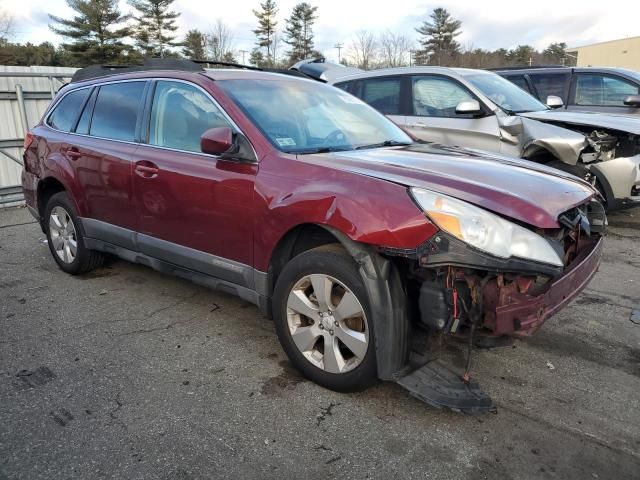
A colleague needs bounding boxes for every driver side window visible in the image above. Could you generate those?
[412,76,475,118]
[149,80,232,153]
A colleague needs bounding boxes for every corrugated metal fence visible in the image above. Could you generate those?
[0,66,77,206]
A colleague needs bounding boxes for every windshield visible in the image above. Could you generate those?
[217,78,412,153]
[463,72,548,114]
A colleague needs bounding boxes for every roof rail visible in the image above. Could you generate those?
[70,58,262,83]
[489,65,566,71]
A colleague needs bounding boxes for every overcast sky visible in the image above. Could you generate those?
[2,0,638,62]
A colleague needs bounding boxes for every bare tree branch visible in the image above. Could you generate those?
[207,18,235,61]
[0,8,15,41]
[379,31,412,67]
[348,30,377,70]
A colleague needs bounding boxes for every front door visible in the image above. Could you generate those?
[568,73,640,115]
[403,75,501,153]
[132,80,257,285]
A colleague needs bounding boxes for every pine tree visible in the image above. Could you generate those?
[415,7,462,66]
[49,0,131,66]
[128,0,180,57]
[283,2,318,64]
[182,29,205,60]
[252,0,278,63]
[249,47,265,67]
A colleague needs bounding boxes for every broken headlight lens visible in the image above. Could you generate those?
[410,188,564,267]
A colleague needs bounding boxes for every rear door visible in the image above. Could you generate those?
[47,81,146,247]
[404,74,501,152]
[131,79,257,285]
[568,72,640,114]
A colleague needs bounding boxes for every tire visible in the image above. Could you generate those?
[44,191,104,275]
[272,244,377,392]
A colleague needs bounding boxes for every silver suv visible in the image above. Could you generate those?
[292,60,640,211]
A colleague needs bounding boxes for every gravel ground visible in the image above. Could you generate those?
[1,206,639,480]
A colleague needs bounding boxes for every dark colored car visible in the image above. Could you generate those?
[22,60,605,412]
[495,66,640,115]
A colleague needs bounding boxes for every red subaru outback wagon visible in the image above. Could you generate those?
[22,60,605,412]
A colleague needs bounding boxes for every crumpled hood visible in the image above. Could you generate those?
[303,143,597,229]
[520,110,640,135]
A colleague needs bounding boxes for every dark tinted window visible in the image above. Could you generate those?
[90,82,145,141]
[334,81,352,93]
[574,74,640,106]
[529,73,568,101]
[75,88,97,135]
[360,77,401,115]
[149,81,231,153]
[505,75,531,94]
[48,88,90,132]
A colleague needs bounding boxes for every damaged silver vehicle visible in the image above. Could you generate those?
[292,59,640,211]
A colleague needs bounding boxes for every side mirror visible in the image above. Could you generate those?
[623,94,640,107]
[201,127,234,155]
[546,95,564,109]
[455,100,482,115]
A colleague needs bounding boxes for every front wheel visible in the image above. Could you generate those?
[272,245,377,392]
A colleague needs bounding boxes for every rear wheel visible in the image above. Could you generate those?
[272,245,377,392]
[44,192,103,274]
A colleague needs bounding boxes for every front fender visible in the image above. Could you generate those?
[253,153,438,272]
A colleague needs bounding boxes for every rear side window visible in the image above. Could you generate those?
[75,88,98,135]
[149,80,232,153]
[574,74,640,106]
[529,73,568,101]
[505,75,532,94]
[360,77,401,115]
[48,89,90,132]
[90,82,145,141]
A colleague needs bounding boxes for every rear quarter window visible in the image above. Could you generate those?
[47,88,90,132]
[89,82,146,142]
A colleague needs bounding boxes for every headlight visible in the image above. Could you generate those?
[410,188,563,267]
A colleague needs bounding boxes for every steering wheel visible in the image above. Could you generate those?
[322,129,346,146]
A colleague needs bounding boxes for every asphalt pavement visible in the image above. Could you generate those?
[1,206,639,480]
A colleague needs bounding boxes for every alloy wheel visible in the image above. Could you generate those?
[49,206,78,264]
[286,274,369,374]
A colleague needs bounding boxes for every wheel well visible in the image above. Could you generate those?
[268,224,342,295]
[37,178,65,220]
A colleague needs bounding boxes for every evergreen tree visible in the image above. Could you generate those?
[415,7,461,66]
[182,29,205,60]
[249,47,265,67]
[49,0,131,66]
[128,0,180,57]
[509,45,535,65]
[252,0,278,62]
[543,42,568,64]
[283,2,318,64]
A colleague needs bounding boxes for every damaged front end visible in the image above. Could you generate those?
[412,200,605,339]
[385,195,606,413]
[500,114,640,209]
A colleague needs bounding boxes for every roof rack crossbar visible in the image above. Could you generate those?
[70,58,263,83]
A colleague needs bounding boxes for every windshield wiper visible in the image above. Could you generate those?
[295,146,351,155]
[355,140,412,150]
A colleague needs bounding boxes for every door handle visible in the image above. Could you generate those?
[407,122,428,129]
[65,148,83,159]
[135,161,159,178]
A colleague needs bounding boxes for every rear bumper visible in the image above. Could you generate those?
[487,236,604,336]
[21,169,38,215]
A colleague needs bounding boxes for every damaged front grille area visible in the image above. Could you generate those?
[391,199,605,339]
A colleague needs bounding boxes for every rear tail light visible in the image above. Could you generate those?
[23,132,34,150]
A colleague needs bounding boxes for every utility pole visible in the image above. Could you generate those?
[240,50,248,64]
[334,43,343,63]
